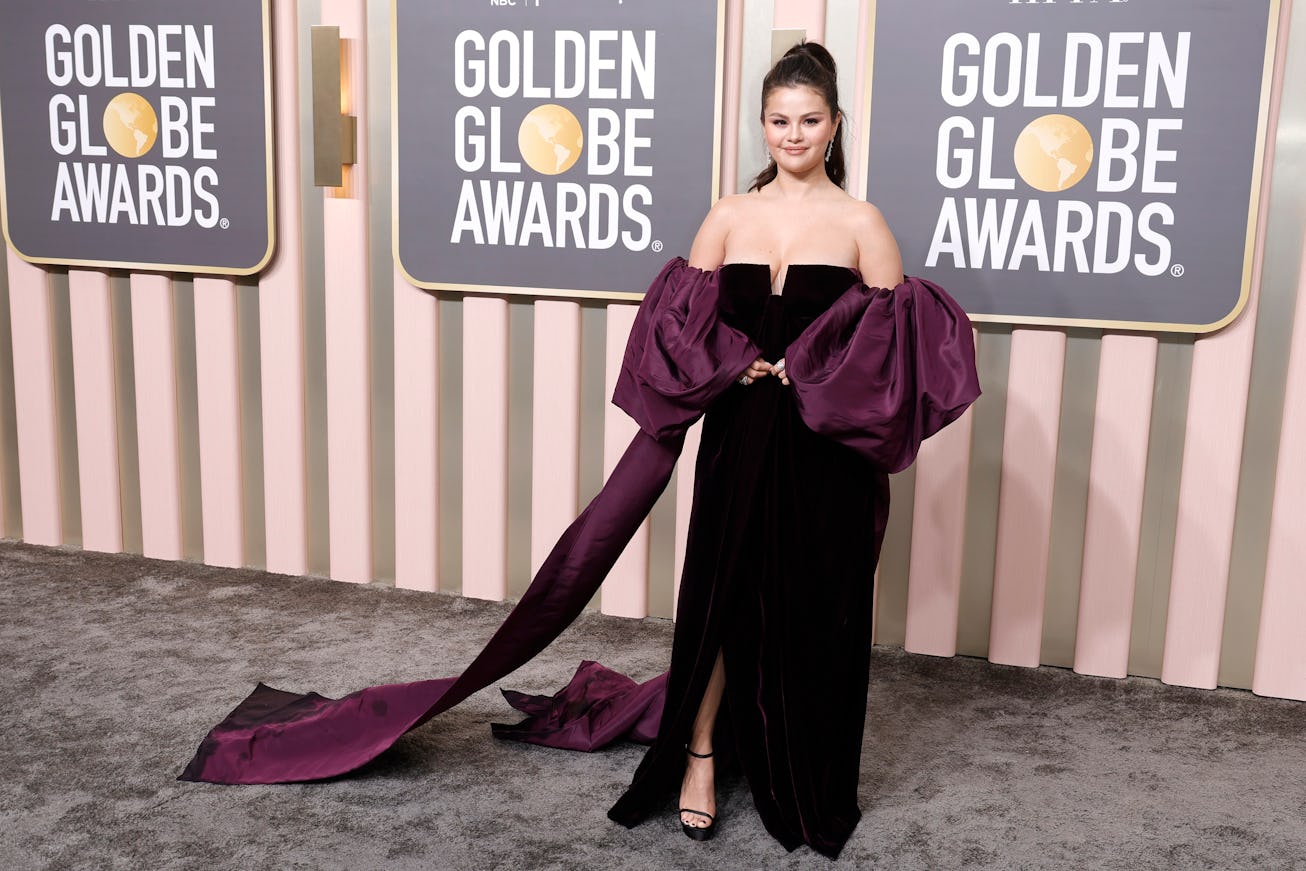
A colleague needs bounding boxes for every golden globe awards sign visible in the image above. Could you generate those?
[0,1,274,275]
[865,0,1278,331]
[393,0,723,299]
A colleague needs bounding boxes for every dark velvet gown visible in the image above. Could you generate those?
[179,257,979,861]
[606,264,887,858]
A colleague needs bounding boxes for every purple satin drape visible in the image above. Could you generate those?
[179,258,978,785]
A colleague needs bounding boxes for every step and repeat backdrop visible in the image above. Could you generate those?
[392,0,723,299]
[0,0,274,274]
[865,0,1276,331]
[0,0,1302,703]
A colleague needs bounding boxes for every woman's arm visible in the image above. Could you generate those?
[853,201,904,289]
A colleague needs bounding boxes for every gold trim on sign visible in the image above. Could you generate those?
[390,0,729,301]
[709,0,726,207]
[0,1,277,277]
[858,0,1281,336]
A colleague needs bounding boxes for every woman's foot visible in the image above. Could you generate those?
[679,745,717,839]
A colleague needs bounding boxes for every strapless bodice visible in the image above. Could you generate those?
[717,263,859,359]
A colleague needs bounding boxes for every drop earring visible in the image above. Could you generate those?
[825,139,834,162]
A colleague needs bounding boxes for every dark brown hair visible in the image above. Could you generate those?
[748,42,846,192]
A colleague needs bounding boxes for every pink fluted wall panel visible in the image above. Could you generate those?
[259,0,309,576]
[7,250,62,545]
[904,405,975,657]
[130,274,182,560]
[321,0,373,583]
[393,269,439,592]
[1074,335,1157,678]
[988,329,1066,667]
[774,0,827,42]
[530,302,581,578]
[1162,1,1287,689]
[193,278,245,568]
[462,297,509,601]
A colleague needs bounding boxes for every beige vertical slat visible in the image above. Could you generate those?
[874,467,915,648]
[576,304,609,611]
[672,421,703,618]
[956,327,1011,658]
[298,0,331,577]
[1039,329,1100,668]
[47,271,80,546]
[1254,246,1306,701]
[366,0,396,584]
[506,301,535,600]
[171,277,204,562]
[109,275,142,554]
[234,278,265,568]
[1128,335,1195,679]
[646,466,679,620]
[437,297,464,596]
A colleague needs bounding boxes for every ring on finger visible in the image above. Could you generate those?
[738,374,753,385]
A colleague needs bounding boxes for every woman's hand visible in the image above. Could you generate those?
[737,356,773,386]
[772,357,789,386]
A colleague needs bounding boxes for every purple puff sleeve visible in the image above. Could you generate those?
[785,276,981,473]
[613,257,761,440]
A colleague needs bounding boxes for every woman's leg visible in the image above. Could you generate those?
[680,649,726,828]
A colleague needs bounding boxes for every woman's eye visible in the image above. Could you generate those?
[804,118,820,125]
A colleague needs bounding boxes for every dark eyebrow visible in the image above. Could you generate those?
[765,110,827,119]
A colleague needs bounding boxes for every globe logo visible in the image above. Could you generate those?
[1013,114,1094,193]
[102,93,158,158]
[517,104,583,175]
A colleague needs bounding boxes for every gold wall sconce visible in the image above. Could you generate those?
[311,25,358,188]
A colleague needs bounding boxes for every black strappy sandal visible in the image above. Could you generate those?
[680,745,717,841]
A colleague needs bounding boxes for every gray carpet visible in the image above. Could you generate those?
[1,540,1304,871]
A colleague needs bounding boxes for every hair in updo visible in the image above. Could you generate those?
[749,41,846,192]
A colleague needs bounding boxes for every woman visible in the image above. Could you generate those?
[600,42,919,857]
[181,41,978,864]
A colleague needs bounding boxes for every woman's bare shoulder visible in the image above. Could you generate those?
[688,194,757,269]
[842,197,903,287]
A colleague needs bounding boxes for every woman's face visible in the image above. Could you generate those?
[762,85,838,175]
